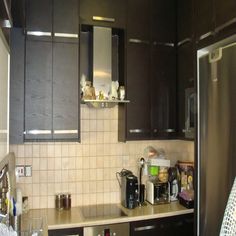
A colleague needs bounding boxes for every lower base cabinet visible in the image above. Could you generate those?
[48,214,193,236]
[130,214,194,236]
[48,227,83,236]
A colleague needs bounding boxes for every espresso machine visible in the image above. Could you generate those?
[117,169,139,209]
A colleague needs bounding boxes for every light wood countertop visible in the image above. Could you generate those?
[21,201,193,234]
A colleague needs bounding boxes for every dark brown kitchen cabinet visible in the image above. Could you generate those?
[10,28,25,144]
[151,45,177,139]
[151,0,176,43]
[177,0,193,42]
[194,0,214,42]
[214,0,236,38]
[26,0,79,42]
[53,0,79,43]
[52,43,79,140]
[25,40,53,140]
[79,0,126,28]
[127,0,150,40]
[130,213,194,236]
[177,42,194,138]
[24,40,80,141]
[125,42,151,140]
[26,0,52,33]
[48,227,83,236]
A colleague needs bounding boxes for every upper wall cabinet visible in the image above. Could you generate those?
[194,0,236,46]
[79,0,126,28]
[215,0,236,34]
[194,0,214,43]
[26,0,52,33]
[10,1,80,143]
[151,0,176,43]
[26,0,79,42]
[127,0,150,40]
[177,0,193,42]
[53,0,79,43]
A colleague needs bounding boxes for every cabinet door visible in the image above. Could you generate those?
[25,40,53,140]
[130,218,158,236]
[53,0,79,43]
[177,43,194,138]
[194,0,214,42]
[52,43,79,140]
[215,0,236,32]
[48,227,83,236]
[79,0,126,28]
[151,0,176,43]
[26,0,52,33]
[177,0,193,42]
[127,0,150,40]
[151,45,177,138]
[126,42,151,140]
[10,28,25,144]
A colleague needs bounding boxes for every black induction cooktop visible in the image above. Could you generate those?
[81,204,127,219]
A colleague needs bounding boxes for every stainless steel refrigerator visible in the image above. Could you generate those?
[198,38,236,236]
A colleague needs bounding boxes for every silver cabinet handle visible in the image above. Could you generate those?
[26,31,52,37]
[215,17,236,33]
[134,225,156,231]
[54,33,78,38]
[53,130,78,134]
[153,41,175,47]
[177,38,191,47]
[24,130,51,135]
[65,235,80,236]
[129,39,150,44]
[153,129,158,133]
[129,129,149,133]
[92,16,115,23]
[198,31,214,41]
[165,129,175,133]
[182,129,186,133]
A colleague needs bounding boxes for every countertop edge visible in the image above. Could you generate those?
[47,208,194,230]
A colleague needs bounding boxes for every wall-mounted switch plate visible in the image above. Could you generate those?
[25,165,32,177]
[16,166,25,177]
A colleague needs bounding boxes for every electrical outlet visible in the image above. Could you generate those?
[25,165,32,177]
[16,166,25,177]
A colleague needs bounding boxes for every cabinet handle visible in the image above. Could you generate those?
[134,225,156,231]
[182,129,186,133]
[54,33,78,38]
[198,31,214,41]
[153,129,158,133]
[92,16,115,23]
[24,130,52,135]
[215,17,236,33]
[53,130,78,134]
[26,31,52,37]
[129,129,149,134]
[129,39,150,44]
[177,38,191,47]
[165,129,175,133]
[153,41,175,47]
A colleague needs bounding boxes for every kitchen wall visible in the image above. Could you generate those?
[10,105,194,209]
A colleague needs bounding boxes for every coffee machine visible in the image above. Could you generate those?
[118,169,138,209]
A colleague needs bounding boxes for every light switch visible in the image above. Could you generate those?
[25,165,32,177]
[16,166,25,177]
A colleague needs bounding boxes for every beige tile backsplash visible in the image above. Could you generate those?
[10,105,194,209]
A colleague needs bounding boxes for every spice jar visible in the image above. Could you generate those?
[55,194,64,210]
[63,193,71,210]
